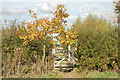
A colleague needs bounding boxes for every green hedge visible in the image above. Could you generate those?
[73,14,118,72]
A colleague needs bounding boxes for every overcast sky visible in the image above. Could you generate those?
[0,0,116,25]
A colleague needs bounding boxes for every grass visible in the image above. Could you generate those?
[38,70,118,78]
[84,71,118,78]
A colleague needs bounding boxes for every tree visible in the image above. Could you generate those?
[51,4,78,47]
[17,4,76,66]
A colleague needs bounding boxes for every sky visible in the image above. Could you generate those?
[0,0,116,25]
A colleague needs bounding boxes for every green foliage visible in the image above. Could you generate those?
[73,17,82,34]
[73,14,118,72]
[2,20,22,55]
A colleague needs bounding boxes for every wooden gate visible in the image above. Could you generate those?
[52,46,75,70]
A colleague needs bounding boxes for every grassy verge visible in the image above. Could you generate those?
[84,71,118,78]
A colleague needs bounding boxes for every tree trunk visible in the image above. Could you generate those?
[41,43,45,74]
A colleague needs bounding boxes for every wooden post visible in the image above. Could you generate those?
[43,43,45,65]
[68,45,71,51]
[52,48,56,55]
[52,45,56,69]
[68,45,71,61]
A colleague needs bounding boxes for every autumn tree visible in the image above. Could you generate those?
[17,4,77,66]
[51,4,78,47]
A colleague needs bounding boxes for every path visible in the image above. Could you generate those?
[54,69,82,78]
[60,72,81,78]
